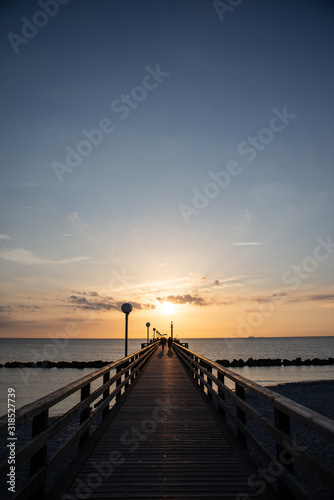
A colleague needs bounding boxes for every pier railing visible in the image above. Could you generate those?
[0,341,158,500]
[173,342,334,500]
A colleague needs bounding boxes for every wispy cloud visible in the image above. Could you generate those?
[67,291,154,312]
[287,293,334,303]
[232,242,267,246]
[0,248,89,265]
[1,204,50,211]
[0,304,41,314]
[0,305,13,313]
[156,294,211,306]
[0,234,11,240]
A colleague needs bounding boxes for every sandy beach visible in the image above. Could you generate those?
[266,379,334,420]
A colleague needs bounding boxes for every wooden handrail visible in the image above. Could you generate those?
[173,341,334,499]
[0,342,159,499]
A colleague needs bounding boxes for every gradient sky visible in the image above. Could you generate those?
[1,0,334,339]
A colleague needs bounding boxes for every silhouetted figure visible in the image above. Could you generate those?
[168,337,172,350]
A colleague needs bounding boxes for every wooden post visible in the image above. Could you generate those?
[30,409,48,499]
[130,355,136,380]
[195,356,199,385]
[79,383,90,449]
[275,408,294,499]
[207,365,213,400]
[235,383,247,448]
[190,354,195,378]
[199,360,204,390]
[116,365,122,400]
[125,358,131,390]
[218,371,226,418]
[102,371,110,418]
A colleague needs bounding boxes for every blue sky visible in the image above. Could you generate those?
[0,0,333,338]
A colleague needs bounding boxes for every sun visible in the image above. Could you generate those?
[159,301,177,315]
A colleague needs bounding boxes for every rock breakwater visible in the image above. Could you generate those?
[0,360,113,368]
[216,357,334,367]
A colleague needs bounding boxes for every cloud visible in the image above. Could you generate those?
[157,294,210,306]
[0,319,38,328]
[0,234,11,240]
[307,293,334,302]
[1,204,50,211]
[254,292,287,303]
[0,248,90,265]
[0,306,13,313]
[0,304,41,315]
[18,304,42,311]
[67,293,154,312]
[232,242,267,246]
[287,293,334,303]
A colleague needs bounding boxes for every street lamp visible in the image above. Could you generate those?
[153,328,156,341]
[121,303,133,357]
[146,322,151,344]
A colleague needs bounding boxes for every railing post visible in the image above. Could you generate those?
[218,371,226,418]
[199,359,204,390]
[190,354,195,378]
[125,358,131,390]
[102,371,110,418]
[275,408,294,499]
[131,354,136,379]
[206,365,213,400]
[116,365,122,400]
[194,356,199,384]
[30,409,48,499]
[235,383,247,448]
[193,354,197,379]
[79,383,90,449]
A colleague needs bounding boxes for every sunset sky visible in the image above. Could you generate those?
[0,0,333,339]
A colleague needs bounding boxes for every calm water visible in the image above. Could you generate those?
[0,337,333,416]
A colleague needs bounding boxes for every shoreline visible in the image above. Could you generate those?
[267,378,334,388]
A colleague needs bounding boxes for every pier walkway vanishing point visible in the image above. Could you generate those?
[1,340,334,500]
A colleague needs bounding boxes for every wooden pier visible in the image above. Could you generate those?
[1,341,333,500]
[62,345,262,499]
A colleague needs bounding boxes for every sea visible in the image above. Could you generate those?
[1,336,334,417]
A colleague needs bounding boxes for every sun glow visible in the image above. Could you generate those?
[158,301,178,315]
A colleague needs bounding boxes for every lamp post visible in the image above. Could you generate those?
[146,322,151,344]
[121,303,133,357]
[153,328,156,341]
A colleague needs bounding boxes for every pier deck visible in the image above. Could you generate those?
[63,346,263,499]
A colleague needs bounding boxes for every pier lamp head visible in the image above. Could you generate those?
[146,322,151,327]
[121,303,133,314]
